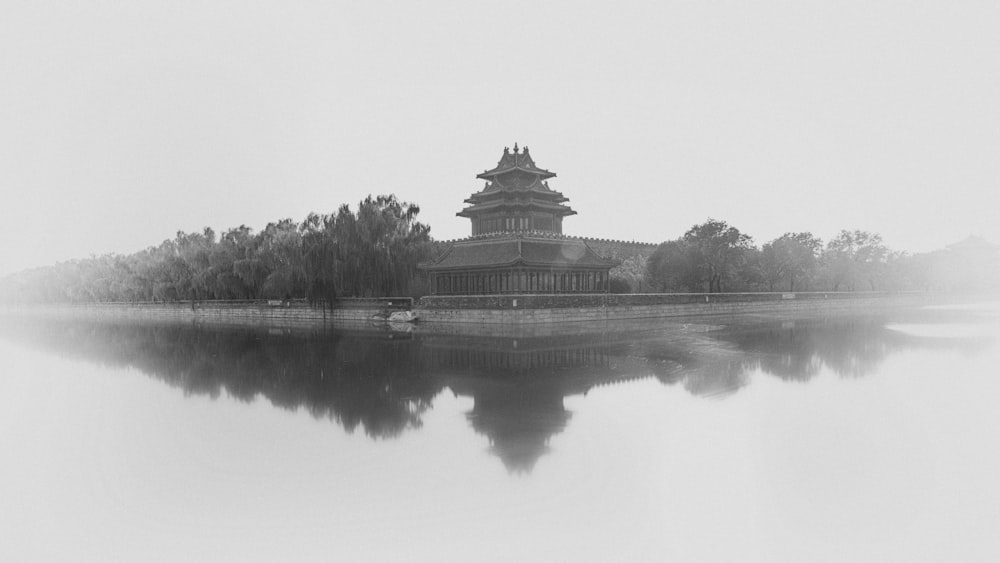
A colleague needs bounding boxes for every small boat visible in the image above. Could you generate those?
[387,311,418,323]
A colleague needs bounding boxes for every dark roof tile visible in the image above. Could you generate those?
[421,236,613,271]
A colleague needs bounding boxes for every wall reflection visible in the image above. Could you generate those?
[0,309,991,471]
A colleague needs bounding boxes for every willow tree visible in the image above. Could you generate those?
[342,195,432,297]
[301,195,432,301]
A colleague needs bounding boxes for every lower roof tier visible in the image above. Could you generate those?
[457,200,577,218]
[420,234,615,272]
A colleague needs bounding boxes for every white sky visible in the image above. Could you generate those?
[1,1,998,277]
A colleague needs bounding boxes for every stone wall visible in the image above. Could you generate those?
[415,292,933,324]
[417,291,883,309]
[3,292,937,328]
[4,298,410,328]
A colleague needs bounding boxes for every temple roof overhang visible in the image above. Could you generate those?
[481,175,555,193]
[466,185,570,204]
[419,234,614,272]
[476,144,556,181]
[456,200,577,218]
[477,166,556,181]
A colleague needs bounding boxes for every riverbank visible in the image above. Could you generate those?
[0,291,954,329]
[416,291,938,324]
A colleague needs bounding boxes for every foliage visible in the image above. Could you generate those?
[647,239,698,292]
[4,204,1000,302]
[645,225,999,294]
[610,254,650,293]
[608,277,632,294]
[681,219,755,293]
[819,230,889,291]
[759,232,823,291]
[0,195,432,304]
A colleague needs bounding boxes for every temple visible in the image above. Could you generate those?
[421,144,615,295]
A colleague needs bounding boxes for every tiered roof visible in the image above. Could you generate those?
[458,144,576,219]
[476,143,556,181]
[421,234,612,271]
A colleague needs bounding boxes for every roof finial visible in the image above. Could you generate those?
[504,146,510,155]
[513,142,519,154]
[523,145,529,154]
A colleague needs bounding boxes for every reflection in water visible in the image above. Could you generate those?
[718,313,995,383]
[467,385,571,473]
[0,309,992,471]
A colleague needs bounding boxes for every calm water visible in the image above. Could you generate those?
[2,305,999,562]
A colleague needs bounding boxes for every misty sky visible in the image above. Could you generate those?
[1,2,998,277]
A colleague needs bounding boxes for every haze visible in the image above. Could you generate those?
[1,1,998,277]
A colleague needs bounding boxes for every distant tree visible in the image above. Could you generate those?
[682,219,754,293]
[608,277,632,294]
[257,219,304,298]
[300,212,340,304]
[902,236,1000,291]
[176,228,215,299]
[820,230,888,291]
[0,193,433,305]
[610,254,650,293]
[647,239,698,292]
[209,226,254,299]
[326,195,432,297]
[760,232,823,292]
[736,247,766,291]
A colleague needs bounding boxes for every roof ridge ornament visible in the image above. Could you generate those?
[513,142,519,154]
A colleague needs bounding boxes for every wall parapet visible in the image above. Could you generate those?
[414,291,938,324]
[10,297,413,310]
[2,292,944,327]
[415,291,917,311]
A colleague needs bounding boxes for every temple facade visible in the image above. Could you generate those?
[421,144,615,295]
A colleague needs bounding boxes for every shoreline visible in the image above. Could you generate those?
[0,291,966,332]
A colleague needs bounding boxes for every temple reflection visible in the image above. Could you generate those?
[423,332,650,472]
[0,308,992,472]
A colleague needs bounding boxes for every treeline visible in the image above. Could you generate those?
[4,206,998,304]
[612,219,1000,293]
[1,195,434,304]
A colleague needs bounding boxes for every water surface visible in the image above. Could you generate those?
[2,306,999,562]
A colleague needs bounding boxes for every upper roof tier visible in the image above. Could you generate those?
[476,144,556,181]
[458,144,577,226]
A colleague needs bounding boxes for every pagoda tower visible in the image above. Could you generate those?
[420,144,614,295]
[460,143,576,235]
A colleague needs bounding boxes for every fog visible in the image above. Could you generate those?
[2,2,999,276]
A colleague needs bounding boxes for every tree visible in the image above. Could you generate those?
[821,230,888,291]
[339,195,432,297]
[300,212,340,304]
[300,195,433,302]
[760,232,823,292]
[610,254,650,293]
[682,219,754,293]
[257,219,305,298]
[647,239,698,292]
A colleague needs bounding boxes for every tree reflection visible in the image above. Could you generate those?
[713,312,993,381]
[2,319,441,439]
[0,309,992,472]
